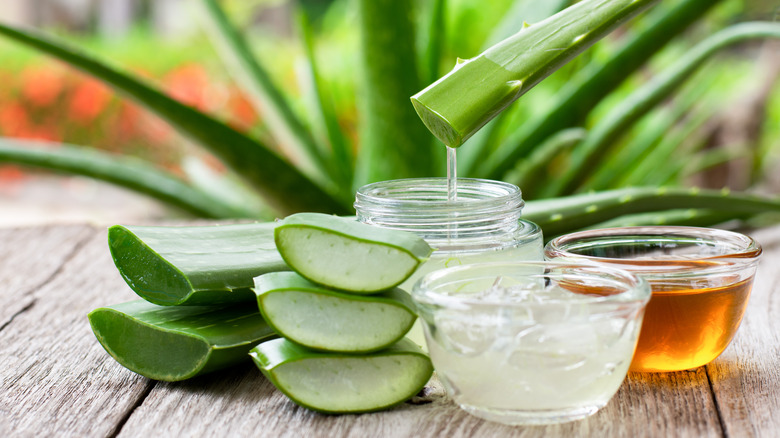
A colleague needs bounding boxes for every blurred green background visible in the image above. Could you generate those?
[0,0,779,228]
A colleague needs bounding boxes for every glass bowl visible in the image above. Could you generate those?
[412,261,650,425]
[545,226,761,372]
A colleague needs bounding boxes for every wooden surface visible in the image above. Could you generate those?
[2,223,780,437]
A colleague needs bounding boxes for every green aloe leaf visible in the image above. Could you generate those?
[423,0,447,86]
[523,187,780,238]
[548,22,780,196]
[585,208,750,230]
[507,128,586,197]
[354,0,435,188]
[0,22,347,215]
[108,223,289,306]
[481,0,570,49]
[254,272,417,353]
[89,300,276,382]
[479,0,723,178]
[195,0,331,191]
[274,213,432,293]
[297,9,353,192]
[411,0,659,148]
[0,140,261,219]
[250,337,433,414]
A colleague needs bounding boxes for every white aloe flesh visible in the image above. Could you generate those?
[254,272,417,352]
[250,337,433,413]
[274,213,432,293]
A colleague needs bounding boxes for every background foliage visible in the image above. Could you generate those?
[1,0,780,235]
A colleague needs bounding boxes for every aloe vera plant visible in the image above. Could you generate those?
[108,223,289,306]
[0,0,778,236]
[89,300,275,381]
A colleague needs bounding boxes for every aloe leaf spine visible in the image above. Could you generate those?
[411,0,659,148]
[478,0,723,178]
[522,187,780,238]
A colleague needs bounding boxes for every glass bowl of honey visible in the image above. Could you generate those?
[544,226,762,372]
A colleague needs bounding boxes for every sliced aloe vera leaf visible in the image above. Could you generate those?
[274,213,432,293]
[88,300,275,381]
[108,223,289,306]
[254,272,417,353]
[249,337,433,414]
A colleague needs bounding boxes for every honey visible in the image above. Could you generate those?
[545,226,762,373]
[630,276,753,372]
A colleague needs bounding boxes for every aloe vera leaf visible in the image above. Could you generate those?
[354,0,435,187]
[549,22,780,196]
[506,128,586,197]
[0,22,347,215]
[296,10,353,193]
[479,0,722,178]
[108,223,288,306]
[522,187,780,238]
[632,111,715,187]
[587,70,717,190]
[274,213,432,293]
[249,337,433,414]
[584,208,750,230]
[180,156,272,219]
[481,0,570,49]
[253,272,416,353]
[681,146,750,179]
[88,300,275,382]
[420,0,447,87]
[195,0,330,189]
[0,140,264,219]
[411,0,659,148]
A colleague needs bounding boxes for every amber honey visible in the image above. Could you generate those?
[629,276,753,372]
[544,226,762,373]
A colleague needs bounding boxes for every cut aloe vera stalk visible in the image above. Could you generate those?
[109,223,289,306]
[274,213,432,293]
[254,272,417,353]
[88,300,275,381]
[249,337,433,414]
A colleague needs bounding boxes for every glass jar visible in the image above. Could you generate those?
[355,178,543,347]
[355,177,543,289]
[545,226,762,372]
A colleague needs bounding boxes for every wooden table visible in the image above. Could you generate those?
[2,223,779,437]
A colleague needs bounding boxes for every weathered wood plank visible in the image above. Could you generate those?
[0,228,153,437]
[115,318,720,434]
[116,364,721,437]
[707,224,780,436]
[0,225,95,325]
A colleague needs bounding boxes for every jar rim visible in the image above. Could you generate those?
[544,226,761,277]
[412,260,650,309]
[355,177,524,212]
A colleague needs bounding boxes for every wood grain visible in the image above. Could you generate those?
[0,225,94,325]
[706,225,780,437]
[0,228,152,437]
